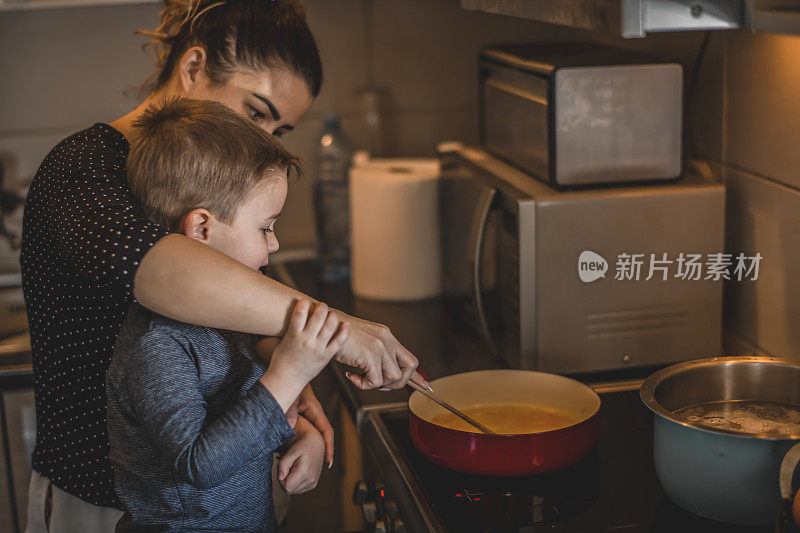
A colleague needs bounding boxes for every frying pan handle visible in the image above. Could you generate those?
[469,186,497,355]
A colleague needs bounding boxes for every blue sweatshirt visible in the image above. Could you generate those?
[106,303,294,532]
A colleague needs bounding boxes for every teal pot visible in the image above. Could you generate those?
[641,356,800,526]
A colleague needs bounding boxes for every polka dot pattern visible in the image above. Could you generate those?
[20,123,171,507]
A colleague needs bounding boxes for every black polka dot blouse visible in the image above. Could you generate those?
[21,123,171,508]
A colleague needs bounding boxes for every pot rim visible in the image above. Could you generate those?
[409,403,601,438]
[409,369,601,437]
[640,356,800,441]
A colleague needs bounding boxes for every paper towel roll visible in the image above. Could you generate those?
[349,156,441,301]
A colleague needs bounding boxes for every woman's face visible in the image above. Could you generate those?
[183,56,315,137]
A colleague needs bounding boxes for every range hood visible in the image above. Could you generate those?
[461,0,800,38]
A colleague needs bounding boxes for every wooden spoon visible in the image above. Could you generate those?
[408,380,497,435]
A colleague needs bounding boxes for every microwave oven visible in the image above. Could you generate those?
[439,145,723,374]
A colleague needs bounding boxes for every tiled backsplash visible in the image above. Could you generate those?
[720,32,800,360]
[726,32,800,190]
[725,167,800,358]
[1,0,798,359]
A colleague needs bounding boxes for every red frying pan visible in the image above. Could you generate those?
[408,370,601,476]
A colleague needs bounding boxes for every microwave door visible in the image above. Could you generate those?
[440,168,498,354]
[469,186,497,355]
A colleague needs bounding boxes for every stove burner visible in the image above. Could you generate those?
[453,490,557,530]
[440,454,598,531]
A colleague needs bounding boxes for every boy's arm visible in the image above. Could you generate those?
[255,337,334,467]
[276,415,325,495]
[113,330,294,490]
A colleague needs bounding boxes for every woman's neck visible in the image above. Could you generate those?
[109,83,181,143]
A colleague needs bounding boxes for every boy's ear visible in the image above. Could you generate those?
[180,209,213,244]
[178,46,208,96]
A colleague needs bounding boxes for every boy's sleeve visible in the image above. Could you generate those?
[50,166,171,294]
[113,328,295,490]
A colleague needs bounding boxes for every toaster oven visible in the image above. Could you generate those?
[439,145,723,374]
[480,43,683,188]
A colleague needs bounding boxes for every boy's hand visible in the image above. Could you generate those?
[277,417,325,494]
[255,319,334,464]
[261,300,349,413]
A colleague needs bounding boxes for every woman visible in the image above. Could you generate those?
[21,1,424,530]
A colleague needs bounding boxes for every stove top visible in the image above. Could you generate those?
[363,389,773,532]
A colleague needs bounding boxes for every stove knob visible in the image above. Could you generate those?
[384,500,398,519]
[362,501,378,523]
[373,519,387,533]
[353,480,369,505]
[393,519,407,533]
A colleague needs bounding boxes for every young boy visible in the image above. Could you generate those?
[106,98,347,531]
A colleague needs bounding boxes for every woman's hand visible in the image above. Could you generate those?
[277,416,325,494]
[285,398,299,429]
[296,384,334,468]
[333,311,428,391]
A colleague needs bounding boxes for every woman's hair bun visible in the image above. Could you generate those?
[137,0,322,97]
[137,0,223,69]
[280,0,307,20]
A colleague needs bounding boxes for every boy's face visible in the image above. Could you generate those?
[187,177,288,270]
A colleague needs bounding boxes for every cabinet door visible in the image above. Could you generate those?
[0,389,36,533]
[0,420,12,533]
[461,0,743,37]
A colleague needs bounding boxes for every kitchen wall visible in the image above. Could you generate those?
[1,0,797,359]
[0,0,718,248]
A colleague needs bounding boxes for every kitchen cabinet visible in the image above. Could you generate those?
[0,388,35,533]
[748,0,800,35]
[0,334,34,533]
[461,0,800,38]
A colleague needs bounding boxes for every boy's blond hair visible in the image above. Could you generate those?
[127,97,302,229]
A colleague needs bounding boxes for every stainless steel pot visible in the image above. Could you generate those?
[640,356,800,526]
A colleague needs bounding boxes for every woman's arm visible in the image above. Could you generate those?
[135,234,427,390]
[135,234,300,335]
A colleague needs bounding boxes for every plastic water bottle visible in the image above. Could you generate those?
[313,115,352,281]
